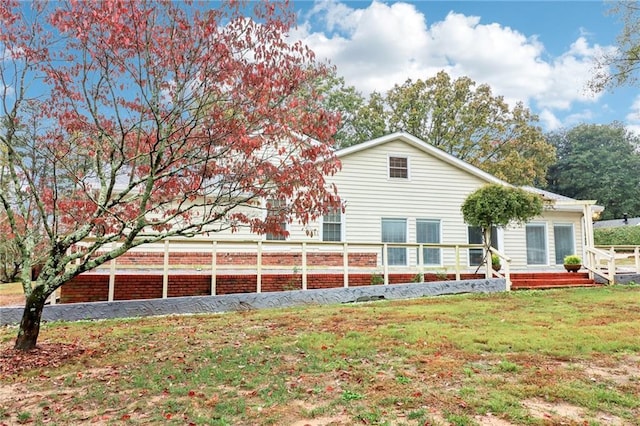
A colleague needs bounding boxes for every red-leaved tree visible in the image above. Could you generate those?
[0,0,341,350]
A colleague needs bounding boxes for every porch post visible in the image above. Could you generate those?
[583,202,595,271]
[583,203,594,250]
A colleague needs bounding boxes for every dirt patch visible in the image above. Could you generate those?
[474,414,516,425]
[523,398,630,425]
[524,398,586,421]
[289,416,352,426]
[579,356,640,386]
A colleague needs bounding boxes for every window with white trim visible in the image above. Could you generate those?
[468,226,498,266]
[526,223,547,265]
[382,218,407,265]
[388,156,408,179]
[417,219,441,265]
[554,224,575,264]
[322,208,342,242]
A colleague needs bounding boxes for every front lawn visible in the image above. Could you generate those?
[1,286,639,425]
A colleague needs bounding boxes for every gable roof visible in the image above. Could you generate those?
[593,217,640,228]
[335,132,505,186]
[335,132,603,213]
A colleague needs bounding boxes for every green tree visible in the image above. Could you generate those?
[321,71,555,185]
[386,72,555,185]
[317,72,386,148]
[590,1,640,92]
[461,184,544,266]
[546,123,640,220]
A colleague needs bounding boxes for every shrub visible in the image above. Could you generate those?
[563,254,582,265]
[594,226,640,245]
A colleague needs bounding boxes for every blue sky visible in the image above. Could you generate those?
[291,1,637,133]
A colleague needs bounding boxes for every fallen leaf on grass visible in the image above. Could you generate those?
[0,343,85,377]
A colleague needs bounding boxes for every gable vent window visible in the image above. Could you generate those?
[389,156,408,179]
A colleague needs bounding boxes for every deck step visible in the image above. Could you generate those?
[511,272,590,279]
[510,272,599,290]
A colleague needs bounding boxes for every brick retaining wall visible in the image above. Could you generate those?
[60,272,484,303]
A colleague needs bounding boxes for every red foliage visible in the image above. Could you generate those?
[2,0,340,256]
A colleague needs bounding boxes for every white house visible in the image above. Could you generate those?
[67,132,609,303]
[269,132,603,271]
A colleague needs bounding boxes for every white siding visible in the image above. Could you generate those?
[327,138,586,270]
[326,139,489,267]
[196,135,587,271]
[502,210,584,270]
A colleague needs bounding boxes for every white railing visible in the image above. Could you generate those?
[594,245,640,274]
[74,238,503,301]
[489,247,512,291]
[585,246,616,284]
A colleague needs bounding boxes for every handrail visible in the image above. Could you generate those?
[594,245,640,275]
[71,239,497,301]
[585,246,615,284]
[489,247,512,291]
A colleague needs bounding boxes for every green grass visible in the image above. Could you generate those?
[1,286,640,425]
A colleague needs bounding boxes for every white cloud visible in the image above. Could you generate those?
[539,109,563,131]
[625,95,640,135]
[626,94,640,123]
[296,1,615,126]
[534,38,610,110]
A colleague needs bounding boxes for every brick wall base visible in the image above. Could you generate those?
[60,272,484,304]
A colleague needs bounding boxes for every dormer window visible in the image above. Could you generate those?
[389,156,408,179]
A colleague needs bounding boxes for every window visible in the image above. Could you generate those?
[382,218,407,265]
[389,156,408,179]
[417,219,441,265]
[554,224,574,265]
[322,208,342,242]
[468,226,498,266]
[266,199,286,241]
[526,223,547,265]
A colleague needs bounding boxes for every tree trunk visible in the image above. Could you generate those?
[483,227,492,277]
[14,290,48,351]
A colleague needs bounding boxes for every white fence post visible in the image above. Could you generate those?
[162,240,169,299]
[343,243,349,287]
[418,244,424,282]
[301,242,307,290]
[108,242,116,302]
[383,243,389,285]
[211,241,217,295]
[256,241,262,293]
